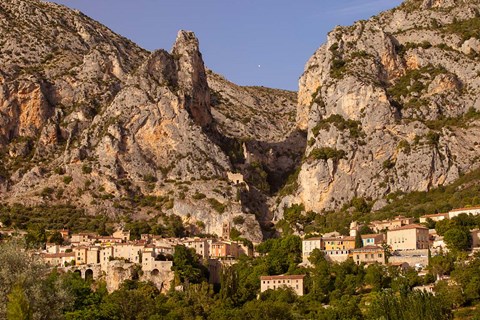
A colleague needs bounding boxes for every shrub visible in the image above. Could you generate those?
[143,174,157,183]
[308,147,346,161]
[311,114,364,138]
[81,164,92,174]
[62,176,73,184]
[192,192,206,200]
[426,131,440,146]
[208,198,226,214]
[330,58,347,79]
[54,167,65,175]
[233,216,245,225]
[383,159,396,170]
[40,187,54,197]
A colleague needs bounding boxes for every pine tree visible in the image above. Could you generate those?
[6,284,32,320]
[354,232,363,249]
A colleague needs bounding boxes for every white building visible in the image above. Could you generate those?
[260,275,305,296]
[302,237,322,263]
[448,206,480,219]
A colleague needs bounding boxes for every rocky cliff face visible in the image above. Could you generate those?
[280,0,480,216]
[0,0,302,242]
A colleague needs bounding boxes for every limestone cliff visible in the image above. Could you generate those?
[280,0,480,216]
[0,0,301,242]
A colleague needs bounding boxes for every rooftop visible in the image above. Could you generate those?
[351,245,383,252]
[449,206,480,212]
[420,213,447,218]
[260,275,305,280]
[388,224,428,231]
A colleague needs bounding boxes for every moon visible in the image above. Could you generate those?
[258,64,261,68]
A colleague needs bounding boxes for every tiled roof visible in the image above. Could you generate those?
[260,274,305,280]
[388,224,428,231]
[449,206,480,212]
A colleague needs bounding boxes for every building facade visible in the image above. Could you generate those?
[387,224,429,250]
[351,246,385,265]
[260,275,305,296]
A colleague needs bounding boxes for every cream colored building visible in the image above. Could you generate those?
[302,237,323,263]
[361,234,385,247]
[351,246,385,265]
[142,250,173,273]
[112,243,144,263]
[260,275,305,296]
[448,206,480,219]
[70,233,97,245]
[387,224,429,251]
[323,250,350,263]
[370,216,415,232]
[471,229,480,248]
[112,229,130,242]
[41,252,75,267]
[419,213,447,223]
[183,238,210,258]
[73,246,100,265]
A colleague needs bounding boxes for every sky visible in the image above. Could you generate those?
[48,0,403,91]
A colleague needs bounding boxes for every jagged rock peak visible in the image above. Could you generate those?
[171,30,212,127]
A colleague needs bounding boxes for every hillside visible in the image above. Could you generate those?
[0,0,300,242]
[276,0,480,219]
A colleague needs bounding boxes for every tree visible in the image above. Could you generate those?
[367,290,453,320]
[434,280,466,308]
[364,264,390,291]
[48,231,64,245]
[172,245,208,284]
[6,284,31,320]
[0,241,71,319]
[444,227,471,252]
[428,253,454,280]
[220,266,239,306]
[355,232,363,248]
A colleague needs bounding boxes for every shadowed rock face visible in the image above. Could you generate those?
[276,0,480,217]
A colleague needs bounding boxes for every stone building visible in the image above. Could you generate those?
[351,246,385,265]
[260,275,305,296]
[387,224,429,251]
[302,237,323,263]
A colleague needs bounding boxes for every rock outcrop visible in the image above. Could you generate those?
[279,0,480,216]
[0,0,302,242]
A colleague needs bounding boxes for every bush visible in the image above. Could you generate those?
[233,216,245,225]
[62,176,73,184]
[330,58,347,79]
[311,114,364,138]
[81,164,92,174]
[192,192,206,200]
[383,159,396,170]
[308,147,346,161]
[208,198,226,214]
[54,167,65,175]
[143,174,157,183]
[426,131,440,146]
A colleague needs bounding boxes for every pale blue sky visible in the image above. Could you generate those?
[49,0,403,90]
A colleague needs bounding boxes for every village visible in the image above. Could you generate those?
[1,206,480,296]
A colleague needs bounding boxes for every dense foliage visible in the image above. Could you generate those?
[7,236,480,319]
